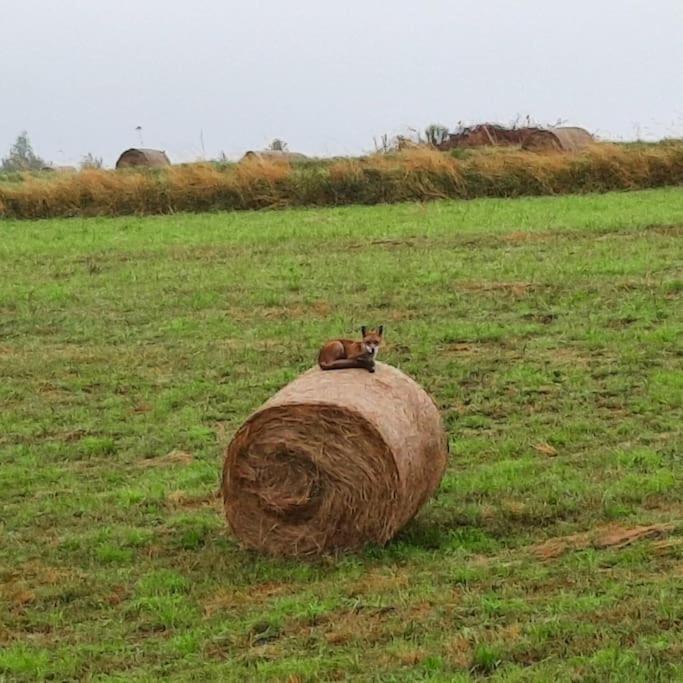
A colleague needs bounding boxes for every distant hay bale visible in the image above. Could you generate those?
[115,148,171,169]
[240,150,308,163]
[221,362,448,557]
[522,127,594,152]
[41,165,77,173]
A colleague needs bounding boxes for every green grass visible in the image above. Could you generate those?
[1,188,682,681]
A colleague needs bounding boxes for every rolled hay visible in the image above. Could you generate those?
[221,362,448,556]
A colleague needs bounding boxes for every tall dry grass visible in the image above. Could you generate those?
[1,143,682,219]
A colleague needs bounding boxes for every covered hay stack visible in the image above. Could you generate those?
[115,148,171,169]
[222,362,448,557]
[437,124,542,150]
[522,127,594,152]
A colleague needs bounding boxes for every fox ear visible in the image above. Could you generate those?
[361,325,367,337]
[378,325,384,337]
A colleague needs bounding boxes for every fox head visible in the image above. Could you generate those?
[360,325,384,358]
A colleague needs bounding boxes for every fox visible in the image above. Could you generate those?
[318,325,384,373]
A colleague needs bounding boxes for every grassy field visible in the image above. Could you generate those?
[1,189,682,681]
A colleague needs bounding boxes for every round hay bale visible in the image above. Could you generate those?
[115,148,171,169]
[240,150,308,163]
[221,362,448,556]
[521,127,594,152]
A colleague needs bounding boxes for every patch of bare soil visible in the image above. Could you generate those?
[456,281,538,297]
[532,523,675,560]
[347,237,421,251]
[502,231,552,243]
[647,223,683,237]
[165,489,219,511]
[203,581,293,616]
[137,450,194,468]
[533,442,559,457]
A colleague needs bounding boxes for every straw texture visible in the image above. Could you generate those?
[221,362,448,556]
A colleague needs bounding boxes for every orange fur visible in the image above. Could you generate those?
[318,326,384,373]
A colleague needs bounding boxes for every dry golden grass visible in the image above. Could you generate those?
[1,142,682,219]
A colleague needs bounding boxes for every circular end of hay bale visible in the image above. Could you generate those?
[222,363,448,557]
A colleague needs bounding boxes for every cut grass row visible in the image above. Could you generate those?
[1,143,682,219]
[0,188,681,680]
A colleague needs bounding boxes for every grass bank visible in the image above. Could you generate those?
[1,143,682,219]
[1,189,682,680]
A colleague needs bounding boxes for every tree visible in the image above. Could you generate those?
[424,124,449,147]
[268,138,288,152]
[1,131,47,171]
[80,153,103,169]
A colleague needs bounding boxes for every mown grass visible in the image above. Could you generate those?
[1,142,682,219]
[1,188,682,681]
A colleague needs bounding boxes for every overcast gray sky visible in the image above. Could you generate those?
[3,0,682,167]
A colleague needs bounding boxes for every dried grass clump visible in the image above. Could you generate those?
[222,363,448,557]
[462,148,562,196]
[326,159,367,204]
[367,147,466,201]
[1,142,682,219]
[233,157,293,208]
[0,169,167,218]
[166,163,240,212]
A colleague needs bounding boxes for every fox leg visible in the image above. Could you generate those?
[360,354,376,373]
[319,358,375,372]
[356,351,376,373]
[359,352,376,373]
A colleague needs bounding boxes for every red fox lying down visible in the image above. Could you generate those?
[318,326,384,373]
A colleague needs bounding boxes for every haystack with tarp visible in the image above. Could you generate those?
[240,150,308,163]
[115,148,171,169]
[437,124,542,150]
[221,362,448,557]
[521,127,594,152]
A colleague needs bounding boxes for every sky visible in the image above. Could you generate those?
[2,0,682,167]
